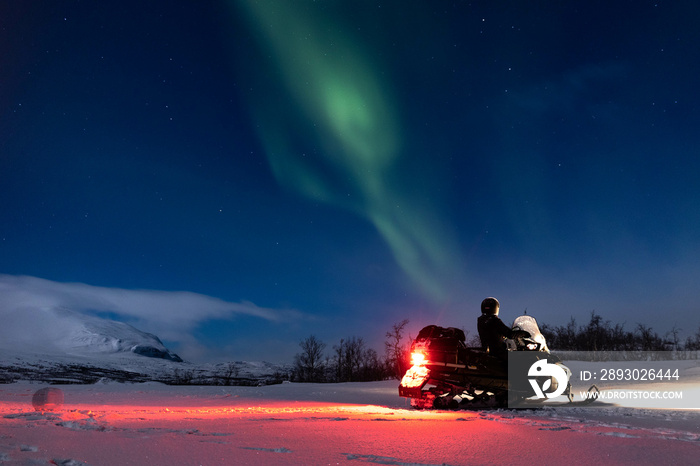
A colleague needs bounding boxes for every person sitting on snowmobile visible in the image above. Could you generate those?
[477,297,528,358]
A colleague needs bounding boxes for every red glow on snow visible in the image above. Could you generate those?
[2,382,700,465]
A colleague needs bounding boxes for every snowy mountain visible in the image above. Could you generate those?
[0,306,182,362]
[0,306,287,385]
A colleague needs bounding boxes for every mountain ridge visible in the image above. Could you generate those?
[0,306,288,385]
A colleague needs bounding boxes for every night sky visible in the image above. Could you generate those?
[2,1,699,363]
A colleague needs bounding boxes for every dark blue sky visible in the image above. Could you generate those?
[2,1,699,362]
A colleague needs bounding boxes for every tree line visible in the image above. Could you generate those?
[292,312,700,383]
[537,311,693,352]
[291,320,411,383]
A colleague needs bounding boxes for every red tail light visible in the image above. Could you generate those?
[411,351,426,365]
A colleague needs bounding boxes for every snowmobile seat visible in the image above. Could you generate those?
[413,325,466,365]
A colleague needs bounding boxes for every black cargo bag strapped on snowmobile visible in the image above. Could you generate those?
[413,325,467,365]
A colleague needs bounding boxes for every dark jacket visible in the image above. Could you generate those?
[477,314,515,357]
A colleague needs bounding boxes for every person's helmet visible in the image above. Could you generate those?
[481,297,500,315]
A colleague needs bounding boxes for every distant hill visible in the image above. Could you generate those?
[0,306,287,385]
[0,306,182,362]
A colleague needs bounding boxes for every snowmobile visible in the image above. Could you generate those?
[399,315,592,409]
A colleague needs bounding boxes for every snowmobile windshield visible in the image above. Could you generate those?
[512,315,549,352]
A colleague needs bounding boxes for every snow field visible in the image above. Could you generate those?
[1,380,700,465]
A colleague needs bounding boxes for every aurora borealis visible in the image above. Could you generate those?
[233,0,461,302]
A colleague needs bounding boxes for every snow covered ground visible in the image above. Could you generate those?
[1,373,699,466]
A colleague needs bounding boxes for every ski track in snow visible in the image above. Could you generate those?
[1,381,700,465]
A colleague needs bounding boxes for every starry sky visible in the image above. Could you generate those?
[2,1,699,363]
